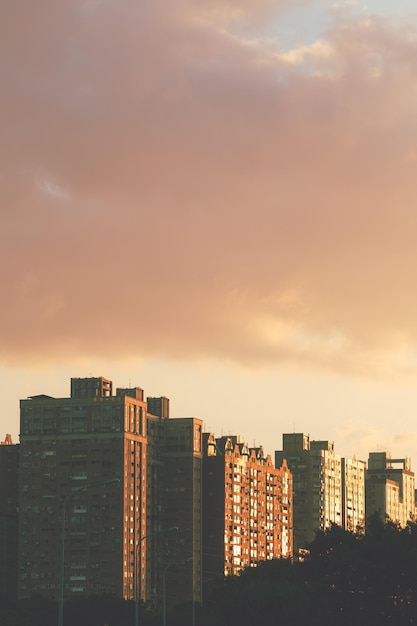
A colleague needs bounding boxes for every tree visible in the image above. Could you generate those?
[203,520,417,625]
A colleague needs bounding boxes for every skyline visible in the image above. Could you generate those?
[2,1,417,464]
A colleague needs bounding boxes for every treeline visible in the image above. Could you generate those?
[3,516,417,625]
[203,516,417,625]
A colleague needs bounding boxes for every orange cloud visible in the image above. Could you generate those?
[1,2,417,377]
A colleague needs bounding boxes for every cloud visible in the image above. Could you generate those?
[1,1,417,377]
[270,39,336,71]
[336,421,417,463]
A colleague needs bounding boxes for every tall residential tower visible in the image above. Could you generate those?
[203,433,292,597]
[18,377,146,600]
[17,376,202,611]
[366,451,416,526]
[275,433,365,550]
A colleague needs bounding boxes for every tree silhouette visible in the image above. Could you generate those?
[203,518,417,625]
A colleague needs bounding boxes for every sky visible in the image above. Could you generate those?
[2,0,417,465]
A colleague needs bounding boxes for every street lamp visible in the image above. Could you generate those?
[162,557,192,626]
[134,526,178,626]
[58,477,120,626]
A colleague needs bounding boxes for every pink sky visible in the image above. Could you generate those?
[2,1,417,464]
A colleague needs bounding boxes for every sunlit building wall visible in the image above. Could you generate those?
[342,456,366,533]
[366,451,416,526]
[203,433,292,597]
[275,433,342,552]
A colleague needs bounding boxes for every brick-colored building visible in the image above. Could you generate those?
[18,377,147,601]
[203,434,292,596]
[17,376,202,613]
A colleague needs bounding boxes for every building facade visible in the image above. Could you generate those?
[365,451,416,526]
[203,433,292,596]
[146,410,203,611]
[342,456,366,533]
[18,377,147,601]
[275,434,343,552]
[276,434,367,551]
[17,376,202,613]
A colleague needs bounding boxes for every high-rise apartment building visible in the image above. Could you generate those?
[275,434,342,552]
[342,456,366,533]
[275,434,366,551]
[18,377,147,601]
[366,451,416,526]
[17,376,202,612]
[146,410,203,611]
[203,433,292,596]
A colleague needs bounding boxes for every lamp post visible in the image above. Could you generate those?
[162,557,192,626]
[134,526,178,626]
[58,477,119,626]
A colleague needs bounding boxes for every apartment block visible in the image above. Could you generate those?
[366,451,416,526]
[203,433,292,596]
[18,377,147,601]
[275,433,342,552]
[17,376,202,615]
[147,410,203,611]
